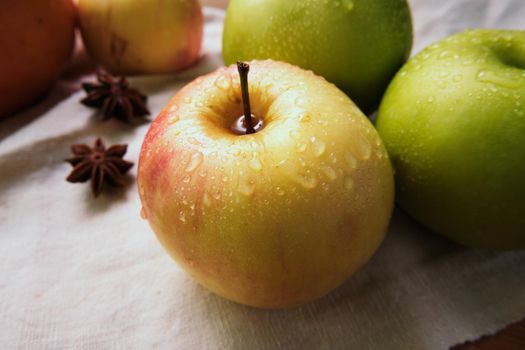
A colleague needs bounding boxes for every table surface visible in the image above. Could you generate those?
[1,2,525,350]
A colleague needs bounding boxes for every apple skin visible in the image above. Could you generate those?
[138,60,394,308]
[222,0,413,114]
[0,0,75,118]
[376,29,525,250]
[77,0,203,75]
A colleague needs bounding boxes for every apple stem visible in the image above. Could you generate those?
[237,61,256,135]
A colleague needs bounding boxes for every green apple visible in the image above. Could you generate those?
[138,60,394,308]
[222,0,413,114]
[376,29,525,250]
[77,0,203,75]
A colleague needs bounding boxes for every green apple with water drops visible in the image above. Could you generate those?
[222,0,413,114]
[376,29,525,249]
[138,60,394,308]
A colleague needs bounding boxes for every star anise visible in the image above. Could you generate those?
[65,138,134,197]
[81,72,150,123]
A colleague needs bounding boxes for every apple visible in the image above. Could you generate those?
[0,0,75,118]
[77,0,203,75]
[376,29,525,250]
[137,60,394,308]
[222,0,413,114]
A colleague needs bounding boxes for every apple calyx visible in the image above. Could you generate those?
[235,61,262,135]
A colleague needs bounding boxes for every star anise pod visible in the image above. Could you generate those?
[81,72,150,123]
[65,138,134,197]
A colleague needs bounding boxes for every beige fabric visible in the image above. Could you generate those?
[1,4,524,349]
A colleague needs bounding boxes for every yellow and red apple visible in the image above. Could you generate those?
[77,0,203,75]
[138,60,394,308]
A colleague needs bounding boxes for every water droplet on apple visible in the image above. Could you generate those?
[188,137,201,146]
[262,78,273,89]
[352,134,372,160]
[289,130,300,139]
[438,51,449,59]
[296,143,307,153]
[299,113,311,123]
[183,175,191,183]
[329,152,337,164]
[238,178,255,196]
[345,152,358,169]
[249,153,262,171]
[462,59,473,66]
[298,157,307,167]
[276,187,285,196]
[229,148,241,157]
[294,96,308,108]
[321,164,337,181]
[179,211,186,223]
[203,192,211,207]
[471,37,482,44]
[185,152,203,172]
[168,114,180,125]
[310,137,326,157]
[344,177,354,191]
[476,69,521,89]
[293,172,317,189]
[342,0,354,11]
[140,207,148,219]
[427,96,434,103]
[214,74,231,91]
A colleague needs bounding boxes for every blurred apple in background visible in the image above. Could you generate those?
[138,60,394,308]
[77,0,203,75]
[222,0,413,114]
[376,29,525,250]
[0,0,76,118]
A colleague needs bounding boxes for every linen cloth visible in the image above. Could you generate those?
[1,2,525,349]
